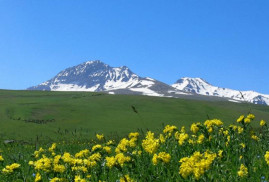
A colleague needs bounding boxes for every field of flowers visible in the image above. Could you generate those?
[1,114,269,181]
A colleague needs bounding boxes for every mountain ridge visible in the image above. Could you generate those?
[28,60,187,97]
[28,60,269,105]
[171,77,269,105]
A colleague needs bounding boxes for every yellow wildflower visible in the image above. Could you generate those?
[128,132,139,139]
[240,143,245,148]
[0,155,3,161]
[89,152,102,162]
[237,126,244,134]
[190,123,200,134]
[218,150,223,158]
[92,144,102,152]
[247,114,255,120]
[158,152,171,163]
[115,153,131,167]
[223,130,229,136]
[177,133,189,145]
[163,125,177,135]
[204,119,223,131]
[197,134,205,144]
[103,146,112,154]
[251,135,259,141]
[106,140,114,145]
[96,134,104,140]
[105,156,116,168]
[237,164,248,177]
[132,150,142,156]
[49,143,57,152]
[260,120,266,126]
[34,156,52,172]
[152,152,171,165]
[237,115,244,123]
[72,166,88,173]
[159,134,166,143]
[2,163,21,174]
[34,147,45,158]
[53,164,65,173]
[75,149,90,158]
[244,118,251,123]
[152,154,158,165]
[35,172,41,182]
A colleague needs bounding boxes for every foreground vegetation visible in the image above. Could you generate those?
[1,114,269,181]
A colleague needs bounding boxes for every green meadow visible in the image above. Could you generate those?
[0,90,269,142]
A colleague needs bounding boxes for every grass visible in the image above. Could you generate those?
[1,90,269,181]
[0,89,269,142]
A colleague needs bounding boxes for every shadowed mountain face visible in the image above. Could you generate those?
[28,60,269,105]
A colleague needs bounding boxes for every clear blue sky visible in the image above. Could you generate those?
[1,0,268,94]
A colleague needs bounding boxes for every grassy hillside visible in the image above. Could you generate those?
[0,90,269,142]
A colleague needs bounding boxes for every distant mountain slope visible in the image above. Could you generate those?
[172,77,269,105]
[28,60,186,97]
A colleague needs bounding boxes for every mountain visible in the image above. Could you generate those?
[28,60,187,97]
[28,61,269,105]
[172,77,269,105]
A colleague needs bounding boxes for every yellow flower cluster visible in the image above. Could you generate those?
[152,152,171,165]
[204,119,223,133]
[237,114,255,124]
[1,113,268,181]
[105,153,131,168]
[179,151,217,180]
[190,122,200,134]
[163,125,177,136]
[29,146,103,181]
[237,164,248,177]
[142,131,160,154]
[2,163,20,174]
[175,131,189,145]
[229,125,244,134]
[115,136,137,153]
[128,132,139,138]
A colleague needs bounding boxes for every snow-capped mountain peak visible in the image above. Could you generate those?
[172,77,269,105]
[28,60,178,97]
[172,77,212,94]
